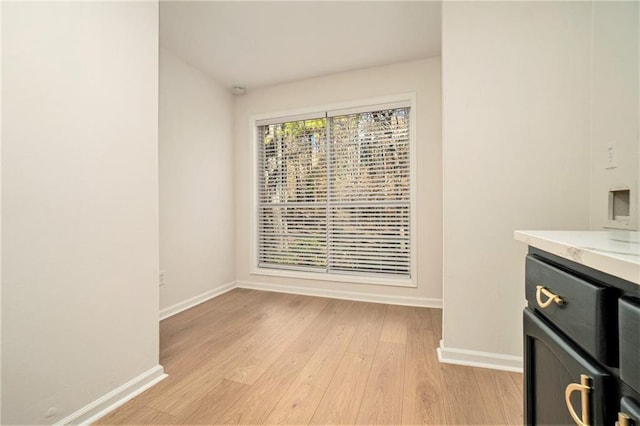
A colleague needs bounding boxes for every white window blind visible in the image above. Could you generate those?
[257,106,411,278]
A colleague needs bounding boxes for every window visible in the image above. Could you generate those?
[256,99,413,282]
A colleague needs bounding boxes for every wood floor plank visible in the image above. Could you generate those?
[161,288,263,345]
[96,404,176,425]
[430,307,443,341]
[162,291,300,369]
[402,307,447,425]
[223,296,329,385]
[440,363,494,425]
[99,374,179,417]
[510,369,523,389]
[379,304,409,344]
[145,367,225,415]
[472,367,523,425]
[217,351,311,425]
[176,379,250,424]
[309,352,373,425]
[147,293,314,415]
[347,302,387,356]
[161,311,266,378]
[286,298,357,355]
[264,324,356,425]
[355,341,406,425]
[160,288,246,343]
[403,330,448,425]
[160,290,277,371]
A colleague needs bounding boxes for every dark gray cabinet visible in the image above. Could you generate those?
[619,298,640,395]
[523,248,640,426]
[524,309,614,425]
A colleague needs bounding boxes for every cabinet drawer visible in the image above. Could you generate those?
[525,255,616,365]
[620,297,640,394]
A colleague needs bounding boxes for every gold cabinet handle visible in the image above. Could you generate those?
[565,375,591,426]
[536,285,564,308]
[616,412,631,426]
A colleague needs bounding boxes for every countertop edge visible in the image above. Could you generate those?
[514,230,640,285]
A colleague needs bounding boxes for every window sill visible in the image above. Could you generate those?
[250,266,417,288]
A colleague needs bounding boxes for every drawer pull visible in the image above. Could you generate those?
[565,374,591,426]
[536,285,564,308]
[616,412,631,426]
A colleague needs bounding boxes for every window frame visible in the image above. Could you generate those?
[250,93,417,288]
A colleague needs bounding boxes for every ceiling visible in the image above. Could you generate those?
[160,1,442,91]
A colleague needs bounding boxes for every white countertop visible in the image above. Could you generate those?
[514,230,640,285]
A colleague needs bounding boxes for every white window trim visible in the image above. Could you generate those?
[250,93,418,288]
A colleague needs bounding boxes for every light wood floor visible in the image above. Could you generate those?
[97,289,522,425]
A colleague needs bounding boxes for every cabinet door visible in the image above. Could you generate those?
[619,297,640,394]
[524,309,614,425]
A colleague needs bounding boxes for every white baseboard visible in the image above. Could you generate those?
[236,280,442,308]
[55,365,167,425]
[437,339,523,372]
[159,281,236,320]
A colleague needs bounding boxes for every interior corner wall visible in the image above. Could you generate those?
[159,47,235,313]
[234,58,442,303]
[441,2,592,361]
[2,2,160,424]
[589,1,640,231]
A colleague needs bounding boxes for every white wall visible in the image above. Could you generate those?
[0,0,3,419]
[589,1,639,231]
[441,2,592,364]
[159,47,235,312]
[234,59,442,304]
[2,3,161,424]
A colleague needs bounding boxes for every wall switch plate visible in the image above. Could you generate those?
[606,141,618,169]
